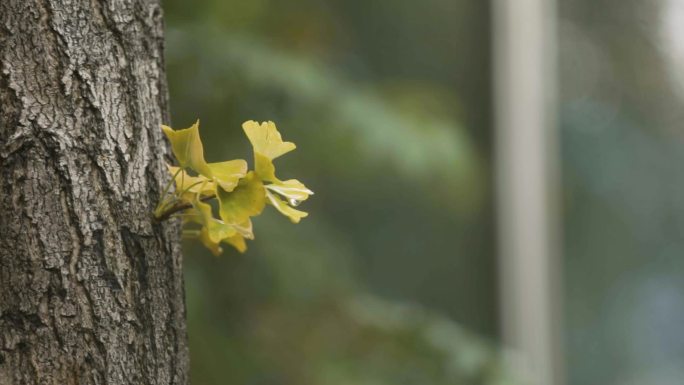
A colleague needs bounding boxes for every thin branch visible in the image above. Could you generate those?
[153,194,216,223]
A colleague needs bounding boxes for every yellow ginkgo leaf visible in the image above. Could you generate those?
[223,233,247,253]
[193,200,237,243]
[188,207,250,254]
[254,153,313,204]
[217,171,266,225]
[199,227,224,256]
[156,118,312,255]
[207,159,248,192]
[168,165,215,201]
[265,179,314,203]
[254,152,277,182]
[232,219,255,240]
[162,120,212,177]
[242,121,296,161]
[247,133,312,223]
[265,190,308,223]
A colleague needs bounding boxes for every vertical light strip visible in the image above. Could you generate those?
[493,0,563,385]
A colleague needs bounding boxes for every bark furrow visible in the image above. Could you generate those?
[0,1,187,384]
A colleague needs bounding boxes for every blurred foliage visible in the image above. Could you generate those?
[160,0,684,383]
[560,1,684,384]
[185,216,512,385]
[166,30,484,212]
[163,0,503,384]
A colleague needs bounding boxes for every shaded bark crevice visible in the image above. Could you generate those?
[0,1,188,384]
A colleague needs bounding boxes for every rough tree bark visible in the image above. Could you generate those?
[0,1,188,384]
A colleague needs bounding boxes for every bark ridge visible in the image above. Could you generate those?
[0,1,188,384]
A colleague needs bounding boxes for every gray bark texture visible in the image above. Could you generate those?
[0,1,188,384]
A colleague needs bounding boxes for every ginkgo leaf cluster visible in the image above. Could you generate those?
[154,120,313,254]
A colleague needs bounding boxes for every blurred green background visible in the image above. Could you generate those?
[560,1,684,384]
[163,0,684,384]
[163,0,503,384]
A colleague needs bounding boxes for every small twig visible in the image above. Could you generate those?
[153,194,216,222]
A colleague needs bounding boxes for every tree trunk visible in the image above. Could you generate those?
[0,1,188,384]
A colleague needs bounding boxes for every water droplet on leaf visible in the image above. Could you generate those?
[288,198,300,207]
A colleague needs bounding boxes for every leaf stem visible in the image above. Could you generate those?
[160,166,182,200]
